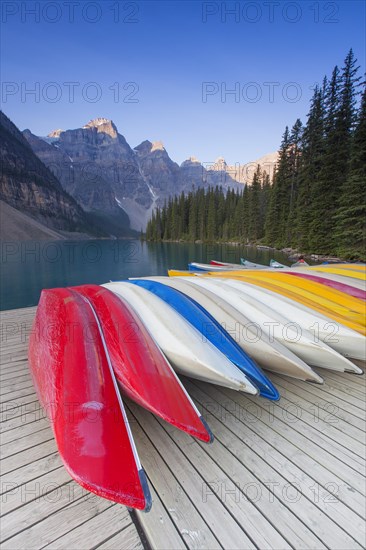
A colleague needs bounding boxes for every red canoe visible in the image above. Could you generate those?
[210,260,226,266]
[28,288,151,510]
[285,272,366,300]
[72,285,212,443]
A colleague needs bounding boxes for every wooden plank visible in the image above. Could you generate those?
[313,372,366,404]
[136,484,186,550]
[202,384,366,506]
[243,392,365,467]
[95,523,144,550]
[1,407,44,433]
[0,467,70,517]
[271,375,366,430]
[1,395,40,423]
[324,370,366,389]
[1,481,83,541]
[0,427,53,460]
[128,406,220,549]
[1,417,50,445]
[1,490,112,549]
[0,363,28,375]
[187,381,365,547]
[129,402,254,550]
[0,370,32,383]
[0,381,35,398]
[165,421,325,549]
[0,344,29,353]
[1,453,63,494]
[0,374,32,388]
[273,375,365,420]
[1,439,57,474]
[0,350,29,360]
[43,504,132,549]
[270,382,365,448]
[0,306,37,316]
[0,386,37,403]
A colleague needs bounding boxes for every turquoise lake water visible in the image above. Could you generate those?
[0,240,299,310]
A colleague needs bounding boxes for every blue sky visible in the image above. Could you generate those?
[2,0,365,164]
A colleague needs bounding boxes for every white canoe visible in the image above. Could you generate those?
[221,278,366,364]
[189,262,236,272]
[187,278,361,373]
[144,277,323,383]
[103,282,258,395]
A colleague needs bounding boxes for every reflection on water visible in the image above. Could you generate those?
[0,240,300,310]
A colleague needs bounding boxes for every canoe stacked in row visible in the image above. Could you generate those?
[28,263,365,512]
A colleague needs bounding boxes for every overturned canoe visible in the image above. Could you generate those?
[210,260,245,268]
[240,258,268,269]
[71,285,213,442]
[284,272,366,300]
[288,268,366,291]
[188,278,361,372]
[204,271,366,334]
[308,266,366,280]
[140,276,323,383]
[229,272,366,315]
[269,259,287,268]
[188,262,231,272]
[217,279,365,366]
[129,279,279,400]
[28,288,151,510]
[104,282,258,395]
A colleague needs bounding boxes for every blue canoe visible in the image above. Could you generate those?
[129,279,280,401]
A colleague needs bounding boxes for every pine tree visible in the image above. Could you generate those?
[309,51,360,252]
[264,126,291,247]
[286,119,303,245]
[248,165,262,241]
[260,172,271,238]
[206,188,216,241]
[335,82,366,258]
[145,50,363,257]
[296,85,325,250]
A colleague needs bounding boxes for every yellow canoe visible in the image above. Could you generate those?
[168,269,195,277]
[217,271,365,315]
[201,272,365,334]
[308,267,366,280]
[309,264,365,272]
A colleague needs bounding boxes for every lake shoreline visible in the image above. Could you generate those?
[143,239,356,264]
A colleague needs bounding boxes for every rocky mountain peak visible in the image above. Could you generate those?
[48,129,64,138]
[82,117,118,138]
[214,157,227,169]
[181,156,201,166]
[134,140,166,156]
[151,141,165,152]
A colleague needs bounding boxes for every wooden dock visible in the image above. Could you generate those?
[1,306,365,549]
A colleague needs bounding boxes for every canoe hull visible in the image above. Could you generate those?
[71,285,212,443]
[143,276,323,383]
[28,288,151,510]
[219,279,365,366]
[129,279,279,401]
[189,278,361,372]
[104,282,258,395]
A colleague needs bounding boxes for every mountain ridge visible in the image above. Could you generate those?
[0,111,99,237]
[24,116,278,232]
